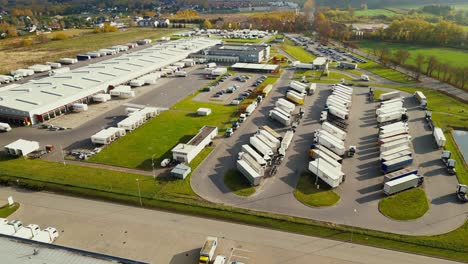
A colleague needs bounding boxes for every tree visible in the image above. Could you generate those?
[202,19,212,29]
[415,54,425,80]
[393,49,410,66]
[425,56,439,76]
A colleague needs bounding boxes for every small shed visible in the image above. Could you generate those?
[170,164,191,179]
[4,139,40,156]
[197,108,212,116]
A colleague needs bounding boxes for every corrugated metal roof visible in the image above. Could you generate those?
[0,38,221,115]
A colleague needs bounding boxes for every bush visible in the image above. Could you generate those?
[19,39,33,47]
[35,34,50,43]
[52,33,68,41]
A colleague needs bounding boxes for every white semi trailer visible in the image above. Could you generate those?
[322,122,346,140]
[250,136,274,157]
[241,144,268,166]
[237,160,262,186]
[269,110,291,126]
[308,159,344,188]
[314,132,346,156]
[275,99,295,113]
[383,174,423,195]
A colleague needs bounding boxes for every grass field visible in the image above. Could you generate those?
[357,58,416,84]
[379,188,429,220]
[279,44,316,62]
[358,40,468,84]
[354,9,399,17]
[89,93,238,170]
[372,89,387,100]
[224,169,256,196]
[294,173,340,207]
[0,28,180,74]
[0,202,20,218]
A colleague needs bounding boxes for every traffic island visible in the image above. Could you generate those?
[379,188,429,220]
[294,172,340,207]
[0,202,20,218]
[223,169,256,197]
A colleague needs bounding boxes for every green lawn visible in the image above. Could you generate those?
[379,188,429,220]
[0,202,20,218]
[294,173,340,207]
[224,169,256,196]
[279,44,316,62]
[354,9,399,17]
[89,93,238,170]
[358,40,468,84]
[356,57,416,84]
[373,89,387,100]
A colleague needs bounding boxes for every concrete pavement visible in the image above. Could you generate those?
[0,186,462,264]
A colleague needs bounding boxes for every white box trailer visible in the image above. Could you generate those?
[207,62,217,68]
[331,90,352,100]
[91,129,114,145]
[379,97,404,107]
[0,75,13,83]
[380,145,411,160]
[375,102,404,115]
[87,52,101,58]
[13,224,40,239]
[379,128,409,140]
[46,62,62,68]
[287,91,305,105]
[380,121,407,131]
[4,139,40,156]
[32,227,59,244]
[119,90,136,98]
[11,69,34,77]
[212,67,227,76]
[250,136,274,157]
[433,127,446,148]
[175,71,188,77]
[377,107,406,117]
[258,130,281,149]
[0,122,12,132]
[329,93,352,104]
[377,111,404,123]
[308,83,317,94]
[315,129,343,147]
[276,98,295,113]
[322,122,346,140]
[130,79,145,87]
[289,81,307,94]
[310,149,342,170]
[379,91,400,101]
[380,138,410,152]
[28,64,51,73]
[49,67,70,76]
[328,105,348,120]
[0,220,22,236]
[256,134,277,152]
[269,110,291,126]
[92,93,111,103]
[240,152,265,175]
[59,58,78,64]
[414,91,427,106]
[140,73,160,84]
[312,144,343,162]
[380,150,413,162]
[281,130,294,150]
[379,134,411,145]
[106,127,126,137]
[334,84,353,93]
[237,159,262,186]
[245,103,256,116]
[241,144,268,167]
[327,97,350,109]
[273,107,291,118]
[72,103,88,112]
[315,133,346,156]
[384,174,423,195]
[308,159,344,188]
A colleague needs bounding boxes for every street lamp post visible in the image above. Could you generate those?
[351,208,357,242]
[151,154,156,180]
[136,178,142,207]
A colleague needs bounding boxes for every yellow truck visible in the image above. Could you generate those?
[199,236,218,264]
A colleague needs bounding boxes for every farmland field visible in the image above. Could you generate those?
[0,28,180,74]
[354,9,399,17]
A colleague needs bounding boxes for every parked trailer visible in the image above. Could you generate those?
[240,152,265,176]
[309,149,342,170]
[237,160,262,186]
[380,138,410,152]
[0,122,12,132]
[308,83,317,95]
[315,129,344,146]
[92,93,111,103]
[130,79,145,87]
[377,111,405,124]
[384,174,423,195]
[290,81,307,94]
[326,100,349,113]
[377,107,406,117]
[273,107,291,118]
[175,71,188,77]
[0,75,13,83]
[276,98,296,113]
[414,91,427,106]
[379,97,404,107]
[287,91,305,105]
[32,227,59,244]
[308,159,344,188]
[281,130,294,150]
[199,237,219,264]
[331,90,352,100]
[433,127,446,148]
[379,128,408,140]
[334,84,353,93]
[241,144,267,167]
[262,84,273,97]
[76,54,91,61]
[72,103,88,112]
[380,145,411,160]
[384,167,418,183]
[378,134,411,145]
[262,125,282,140]
[256,134,278,152]
[322,122,346,141]
[379,91,400,101]
[381,156,413,174]
[245,103,257,116]
[0,220,22,235]
[49,67,70,76]
[380,150,412,162]
[250,136,274,157]
[46,62,61,68]
[269,110,291,126]
[311,144,343,163]
[380,125,409,135]
[380,121,408,131]
[58,58,78,64]
[258,130,281,149]
[327,97,351,109]
[328,105,348,120]
[13,224,40,239]
[315,133,346,156]
[28,64,51,73]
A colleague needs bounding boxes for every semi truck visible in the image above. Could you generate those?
[276,98,295,113]
[381,155,413,173]
[379,128,409,140]
[314,132,346,156]
[379,91,400,101]
[245,103,257,116]
[290,81,307,94]
[250,136,274,157]
[433,127,446,148]
[308,159,344,188]
[328,105,348,120]
[241,144,268,167]
[441,150,456,175]
[286,91,305,105]
[0,220,22,235]
[0,122,12,132]
[269,110,291,126]
[377,111,406,124]
[414,91,427,107]
[337,61,357,69]
[380,138,410,152]
[378,134,411,145]
[322,122,346,141]
[199,237,218,264]
[273,107,291,118]
[13,224,40,239]
[383,174,423,195]
[457,184,468,203]
[384,167,418,183]
[309,144,343,163]
[280,130,294,151]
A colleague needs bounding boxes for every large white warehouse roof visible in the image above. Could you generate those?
[0,38,221,116]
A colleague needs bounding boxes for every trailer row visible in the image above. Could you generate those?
[0,218,59,244]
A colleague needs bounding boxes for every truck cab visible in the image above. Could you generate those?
[225,128,234,137]
[199,237,218,264]
[239,114,246,123]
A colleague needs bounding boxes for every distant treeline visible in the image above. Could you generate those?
[316,0,459,9]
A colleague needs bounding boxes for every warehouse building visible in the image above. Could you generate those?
[0,38,221,126]
[171,126,218,163]
[231,63,279,73]
[190,43,270,64]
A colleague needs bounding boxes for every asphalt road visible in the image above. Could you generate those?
[191,68,468,236]
[0,186,462,264]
